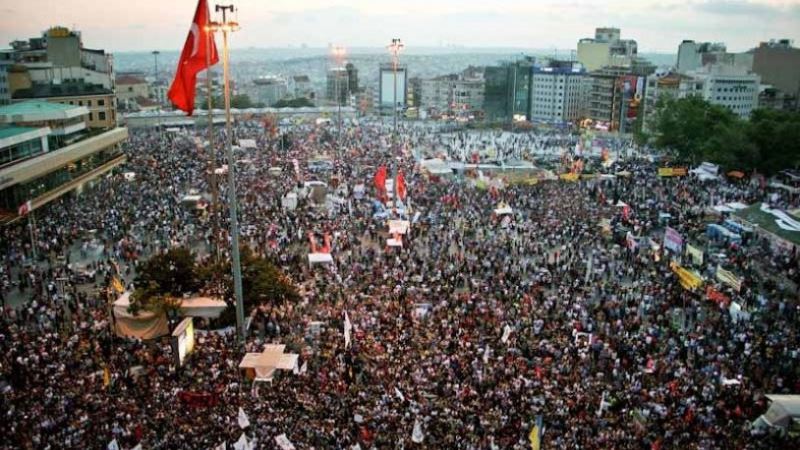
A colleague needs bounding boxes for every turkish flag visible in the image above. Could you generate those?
[396,169,407,201]
[168,0,218,115]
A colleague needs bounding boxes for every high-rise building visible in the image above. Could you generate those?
[530,61,588,123]
[483,58,534,122]
[676,40,752,74]
[4,27,117,129]
[326,68,349,105]
[250,76,288,107]
[577,27,638,72]
[751,39,800,110]
[587,66,645,132]
[688,65,760,119]
[378,63,407,114]
[345,63,359,94]
[419,70,484,117]
[289,75,313,101]
[0,100,127,222]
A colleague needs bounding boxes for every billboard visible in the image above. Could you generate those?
[379,68,407,108]
[171,317,195,367]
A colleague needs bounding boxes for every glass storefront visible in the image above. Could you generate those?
[0,137,44,167]
[0,147,122,211]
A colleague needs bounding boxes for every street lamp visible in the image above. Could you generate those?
[207,3,246,342]
[387,38,404,135]
[331,45,346,161]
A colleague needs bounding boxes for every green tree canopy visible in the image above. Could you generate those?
[652,96,800,175]
[272,97,315,108]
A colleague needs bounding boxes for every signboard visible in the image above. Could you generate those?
[171,317,195,367]
[716,265,743,292]
[658,167,688,177]
[663,227,684,254]
[686,244,704,266]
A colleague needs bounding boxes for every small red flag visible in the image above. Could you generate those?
[396,170,407,201]
[168,0,218,115]
[17,200,32,216]
[374,165,387,200]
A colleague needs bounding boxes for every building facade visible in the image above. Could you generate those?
[13,82,117,129]
[689,65,760,119]
[0,100,127,222]
[751,39,800,110]
[290,75,314,101]
[250,76,288,107]
[115,74,149,111]
[326,68,349,105]
[530,61,587,123]
[483,58,534,122]
[577,27,638,71]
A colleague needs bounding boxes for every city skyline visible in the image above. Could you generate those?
[0,0,798,54]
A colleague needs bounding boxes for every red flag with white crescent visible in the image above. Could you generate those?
[168,0,219,115]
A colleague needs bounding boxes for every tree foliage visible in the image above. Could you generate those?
[653,96,800,175]
[272,97,315,108]
[196,246,299,327]
[130,246,298,326]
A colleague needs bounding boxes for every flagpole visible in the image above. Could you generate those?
[29,208,37,260]
[211,3,245,341]
[205,16,219,259]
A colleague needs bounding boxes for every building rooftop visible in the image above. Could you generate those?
[0,100,89,123]
[116,75,147,85]
[0,125,41,140]
[13,82,113,99]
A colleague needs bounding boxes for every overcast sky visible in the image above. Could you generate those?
[1,0,798,53]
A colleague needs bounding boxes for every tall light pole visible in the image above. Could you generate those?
[204,7,219,258]
[152,50,162,134]
[387,38,404,205]
[387,38,404,136]
[208,3,246,341]
[331,45,346,161]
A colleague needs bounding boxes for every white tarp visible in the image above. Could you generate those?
[308,253,334,264]
[239,139,257,149]
[180,296,227,319]
[275,434,296,450]
[112,292,169,340]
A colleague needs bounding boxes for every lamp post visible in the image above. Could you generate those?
[331,45,346,162]
[152,50,162,136]
[208,4,246,342]
[387,38,404,136]
[387,39,404,204]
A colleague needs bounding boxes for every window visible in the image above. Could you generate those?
[98,99,105,106]
[87,100,92,107]
[89,112,93,121]
[99,111,106,121]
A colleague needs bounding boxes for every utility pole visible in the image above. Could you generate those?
[209,3,245,342]
[152,50,162,137]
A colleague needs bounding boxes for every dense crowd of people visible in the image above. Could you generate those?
[1,119,799,449]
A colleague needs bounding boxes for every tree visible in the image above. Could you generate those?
[130,247,200,315]
[747,109,800,175]
[272,97,315,108]
[134,247,200,299]
[652,95,739,164]
[196,246,299,327]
